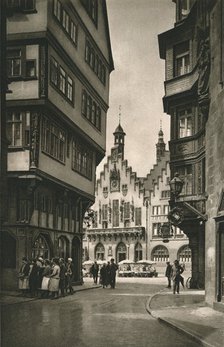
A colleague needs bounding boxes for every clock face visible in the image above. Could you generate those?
[111,179,119,191]
[111,179,118,188]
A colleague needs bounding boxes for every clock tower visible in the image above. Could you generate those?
[112,122,126,161]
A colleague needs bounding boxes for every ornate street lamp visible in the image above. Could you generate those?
[170,172,184,199]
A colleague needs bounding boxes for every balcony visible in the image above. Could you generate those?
[164,66,198,98]
[169,130,205,161]
[86,226,145,241]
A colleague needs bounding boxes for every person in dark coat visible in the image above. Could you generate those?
[66,258,74,294]
[171,260,184,294]
[105,261,111,287]
[90,261,99,284]
[29,259,39,297]
[100,263,107,288]
[109,258,118,289]
[165,261,172,288]
[59,258,67,297]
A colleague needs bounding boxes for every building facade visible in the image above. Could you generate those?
[2,0,114,289]
[144,128,190,272]
[158,0,224,309]
[84,124,190,272]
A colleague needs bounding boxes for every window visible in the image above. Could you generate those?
[95,243,105,260]
[7,111,30,147]
[81,0,98,25]
[113,200,119,227]
[161,190,170,199]
[18,199,31,222]
[174,41,190,77]
[116,242,126,263]
[163,205,170,215]
[178,245,191,263]
[102,204,108,221]
[135,208,142,226]
[58,237,68,259]
[7,47,36,80]
[81,90,101,131]
[85,39,107,85]
[53,0,61,20]
[124,202,130,220]
[7,49,21,77]
[41,117,66,163]
[152,206,161,216]
[59,66,66,94]
[72,139,93,180]
[7,0,36,12]
[32,234,50,259]
[50,57,74,103]
[25,60,36,77]
[178,165,193,195]
[151,246,169,262]
[135,243,143,262]
[178,108,193,138]
[53,0,78,45]
[152,223,161,237]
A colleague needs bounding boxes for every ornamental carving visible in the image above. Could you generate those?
[39,45,47,98]
[30,113,40,168]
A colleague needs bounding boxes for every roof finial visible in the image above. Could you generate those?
[119,105,121,124]
[160,119,162,131]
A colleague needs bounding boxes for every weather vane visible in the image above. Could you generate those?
[119,105,121,124]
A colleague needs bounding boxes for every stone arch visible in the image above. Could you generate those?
[151,245,169,262]
[95,243,105,260]
[116,242,127,263]
[1,230,17,269]
[178,244,191,263]
[32,233,53,260]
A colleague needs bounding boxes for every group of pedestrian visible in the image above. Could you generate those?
[165,260,185,294]
[90,258,118,289]
[18,256,75,299]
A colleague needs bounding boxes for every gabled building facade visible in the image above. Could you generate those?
[2,0,114,289]
[144,129,190,272]
[84,123,147,263]
[159,0,224,310]
[84,123,190,271]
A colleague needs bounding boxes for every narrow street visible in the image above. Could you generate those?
[2,278,200,347]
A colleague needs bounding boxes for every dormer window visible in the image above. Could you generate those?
[174,41,190,77]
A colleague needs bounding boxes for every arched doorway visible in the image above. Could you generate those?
[178,245,191,263]
[1,231,17,290]
[95,243,105,260]
[72,236,81,283]
[1,231,16,269]
[116,242,126,263]
[58,236,69,260]
[151,245,169,262]
[32,234,51,259]
[135,243,143,262]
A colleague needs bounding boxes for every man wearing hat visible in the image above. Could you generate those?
[66,258,74,294]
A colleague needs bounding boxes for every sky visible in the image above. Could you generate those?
[97,0,175,177]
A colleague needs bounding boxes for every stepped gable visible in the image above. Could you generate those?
[143,151,170,192]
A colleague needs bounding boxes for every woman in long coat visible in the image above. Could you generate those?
[18,257,30,295]
[48,258,60,299]
[41,259,51,298]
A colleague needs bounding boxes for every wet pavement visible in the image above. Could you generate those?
[1,278,201,347]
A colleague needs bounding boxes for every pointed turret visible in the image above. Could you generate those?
[156,125,166,162]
